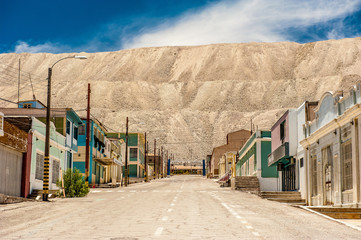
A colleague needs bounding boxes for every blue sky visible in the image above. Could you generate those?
[1,0,361,53]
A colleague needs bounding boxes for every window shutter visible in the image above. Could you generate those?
[35,153,44,180]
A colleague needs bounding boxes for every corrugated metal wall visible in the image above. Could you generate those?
[0,144,23,197]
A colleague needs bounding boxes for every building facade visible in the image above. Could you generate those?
[236,131,278,191]
[210,130,251,177]
[0,116,29,197]
[0,102,83,172]
[301,86,361,207]
[29,117,65,194]
[116,133,145,178]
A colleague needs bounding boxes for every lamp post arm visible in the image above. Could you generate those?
[51,56,77,69]
[42,55,86,201]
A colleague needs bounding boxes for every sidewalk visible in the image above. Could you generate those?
[300,206,361,232]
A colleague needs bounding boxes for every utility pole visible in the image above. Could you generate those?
[85,83,91,184]
[42,55,87,201]
[250,118,253,135]
[147,141,149,181]
[42,67,52,201]
[166,150,169,177]
[154,139,156,179]
[144,132,147,182]
[158,148,161,179]
[18,59,20,104]
[124,117,129,187]
[161,146,164,178]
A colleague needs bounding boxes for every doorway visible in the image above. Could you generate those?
[282,164,296,191]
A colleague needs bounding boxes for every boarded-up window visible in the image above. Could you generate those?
[52,160,60,183]
[342,141,352,191]
[35,153,44,180]
[341,124,352,191]
[79,125,85,135]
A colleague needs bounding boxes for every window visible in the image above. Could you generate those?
[35,153,44,180]
[66,120,71,134]
[73,126,78,140]
[23,103,32,108]
[130,148,138,158]
[300,158,304,168]
[280,121,285,141]
[52,160,60,183]
[341,124,353,191]
[79,125,85,135]
[342,140,352,191]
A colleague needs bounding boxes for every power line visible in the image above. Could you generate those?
[0,63,47,81]
[0,97,18,105]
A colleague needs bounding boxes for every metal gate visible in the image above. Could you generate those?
[0,144,23,197]
[282,164,296,191]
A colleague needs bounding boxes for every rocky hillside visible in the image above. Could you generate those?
[1,38,361,161]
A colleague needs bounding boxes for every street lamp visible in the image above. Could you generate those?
[43,55,87,201]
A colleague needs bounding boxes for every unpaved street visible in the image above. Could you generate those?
[1,175,360,239]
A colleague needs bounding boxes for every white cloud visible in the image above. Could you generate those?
[122,0,361,49]
[14,41,63,53]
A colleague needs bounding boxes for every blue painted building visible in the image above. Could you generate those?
[1,100,83,171]
[74,118,108,185]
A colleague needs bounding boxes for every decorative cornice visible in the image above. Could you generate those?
[301,103,361,147]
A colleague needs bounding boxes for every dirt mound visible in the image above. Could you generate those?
[1,38,361,160]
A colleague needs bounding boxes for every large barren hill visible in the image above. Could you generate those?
[1,38,361,161]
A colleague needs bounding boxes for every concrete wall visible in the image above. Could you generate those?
[30,118,65,194]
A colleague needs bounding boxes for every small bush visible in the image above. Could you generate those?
[57,168,89,198]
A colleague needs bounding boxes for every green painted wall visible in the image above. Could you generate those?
[129,165,138,177]
[238,133,256,157]
[73,162,85,172]
[261,131,271,138]
[37,117,65,135]
[236,144,257,176]
[260,141,278,178]
[30,118,65,185]
[119,133,138,146]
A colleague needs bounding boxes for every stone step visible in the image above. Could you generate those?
[234,176,260,194]
[236,187,259,192]
[267,198,305,203]
[261,194,301,198]
[309,207,361,213]
[308,207,361,219]
[323,212,361,219]
[261,194,302,200]
[28,190,59,200]
[261,191,301,195]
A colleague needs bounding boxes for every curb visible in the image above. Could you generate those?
[299,205,361,232]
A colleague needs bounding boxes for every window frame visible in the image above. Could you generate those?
[35,152,44,180]
[280,120,285,141]
[66,120,71,135]
[129,148,138,159]
[73,126,78,140]
[52,158,60,184]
